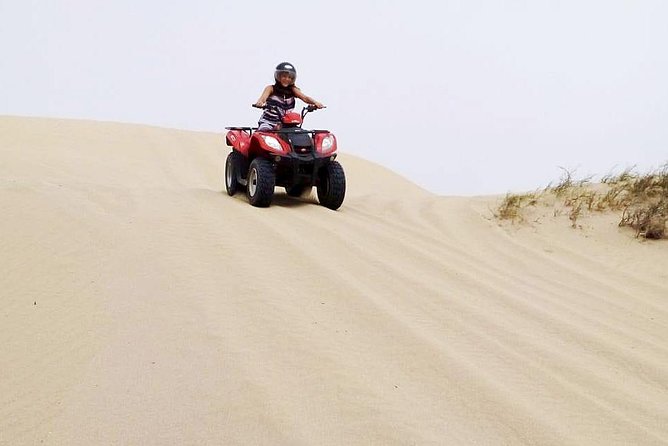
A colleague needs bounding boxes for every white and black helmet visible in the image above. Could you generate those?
[274,62,297,83]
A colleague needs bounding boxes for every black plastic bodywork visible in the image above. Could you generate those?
[271,127,333,188]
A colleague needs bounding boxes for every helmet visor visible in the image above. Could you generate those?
[275,70,296,81]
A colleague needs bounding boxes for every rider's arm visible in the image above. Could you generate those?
[254,85,274,107]
[293,87,325,109]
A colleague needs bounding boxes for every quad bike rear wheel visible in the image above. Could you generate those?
[317,161,346,210]
[247,158,275,207]
[225,151,244,196]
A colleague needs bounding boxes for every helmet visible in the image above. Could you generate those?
[274,62,297,84]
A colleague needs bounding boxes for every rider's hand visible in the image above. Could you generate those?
[314,102,326,109]
[254,101,266,108]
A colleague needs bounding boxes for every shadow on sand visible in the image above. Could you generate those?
[219,188,320,209]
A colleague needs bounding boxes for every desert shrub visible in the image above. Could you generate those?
[601,166,636,185]
[594,186,628,210]
[569,201,583,228]
[620,199,667,239]
[551,167,592,198]
[617,165,668,239]
[496,192,539,222]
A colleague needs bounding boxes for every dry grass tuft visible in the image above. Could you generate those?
[496,191,540,222]
[615,165,668,239]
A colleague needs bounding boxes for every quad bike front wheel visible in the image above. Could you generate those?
[317,161,346,210]
[225,151,244,196]
[247,158,275,207]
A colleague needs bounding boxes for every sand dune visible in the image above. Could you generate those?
[1,115,667,445]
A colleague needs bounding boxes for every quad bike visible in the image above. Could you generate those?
[224,105,346,210]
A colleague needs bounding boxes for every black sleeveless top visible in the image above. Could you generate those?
[259,84,297,125]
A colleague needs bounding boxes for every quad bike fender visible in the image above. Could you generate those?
[249,131,291,157]
[225,130,252,157]
[282,112,302,126]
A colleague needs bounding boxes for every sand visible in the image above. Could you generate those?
[1,115,667,445]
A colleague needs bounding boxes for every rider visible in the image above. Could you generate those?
[254,62,325,131]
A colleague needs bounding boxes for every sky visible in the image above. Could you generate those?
[2,0,667,195]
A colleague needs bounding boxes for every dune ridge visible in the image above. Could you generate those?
[1,116,667,445]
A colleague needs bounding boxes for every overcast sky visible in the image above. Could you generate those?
[2,0,667,195]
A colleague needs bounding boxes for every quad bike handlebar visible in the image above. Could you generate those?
[252,104,322,113]
[252,103,323,123]
[226,105,329,133]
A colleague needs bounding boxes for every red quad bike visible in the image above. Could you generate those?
[224,105,346,210]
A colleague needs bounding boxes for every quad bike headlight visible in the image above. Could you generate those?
[261,135,284,153]
[321,135,334,152]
